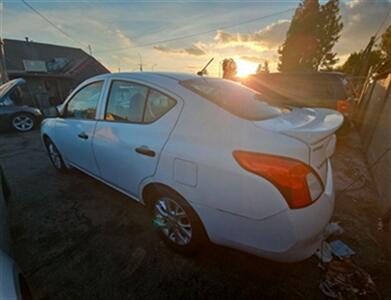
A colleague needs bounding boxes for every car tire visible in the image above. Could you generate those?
[44,138,66,172]
[11,113,36,132]
[148,187,206,255]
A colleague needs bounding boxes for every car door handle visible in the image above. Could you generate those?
[135,146,156,157]
[78,132,89,140]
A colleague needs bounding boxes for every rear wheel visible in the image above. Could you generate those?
[149,188,205,255]
[11,113,35,132]
[45,138,66,172]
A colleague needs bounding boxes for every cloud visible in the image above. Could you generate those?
[214,20,291,49]
[153,44,206,56]
[114,29,132,48]
[336,0,391,56]
[239,55,264,63]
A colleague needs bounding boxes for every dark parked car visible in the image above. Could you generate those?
[0,78,43,132]
[242,72,355,114]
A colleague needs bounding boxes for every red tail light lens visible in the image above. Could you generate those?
[233,151,324,209]
[336,99,349,113]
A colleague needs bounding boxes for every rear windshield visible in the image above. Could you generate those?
[180,78,285,121]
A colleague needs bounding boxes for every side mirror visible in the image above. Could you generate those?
[42,104,63,118]
[56,103,65,117]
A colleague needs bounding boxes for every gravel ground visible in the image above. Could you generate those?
[0,127,389,300]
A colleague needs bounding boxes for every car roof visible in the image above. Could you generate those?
[88,72,202,83]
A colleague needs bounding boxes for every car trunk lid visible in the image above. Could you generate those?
[253,108,343,183]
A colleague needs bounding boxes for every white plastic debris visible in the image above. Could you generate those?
[315,241,334,263]
[323,222,344,239]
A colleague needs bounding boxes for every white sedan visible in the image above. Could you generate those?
[41,72,343,262]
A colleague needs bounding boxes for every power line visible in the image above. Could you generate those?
[95,7,295,54]
[374,4,391,41]
[21,0,89,49]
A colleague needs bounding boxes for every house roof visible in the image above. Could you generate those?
[3,39,109,75]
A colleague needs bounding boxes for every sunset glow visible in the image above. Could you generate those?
[236,59,258,77]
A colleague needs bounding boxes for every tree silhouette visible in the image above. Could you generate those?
[278,0,343,72]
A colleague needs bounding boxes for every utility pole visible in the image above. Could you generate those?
[0,0,8,83]
[360,36,376,77]
[138,53,143,72]
[0,38,8,84]
[88,44,93,56]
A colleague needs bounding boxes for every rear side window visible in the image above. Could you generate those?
[105,80,176,123]
[144,90,176,123]
[66,81,103,119]
[180,78,284,121]
[105,81,148,123]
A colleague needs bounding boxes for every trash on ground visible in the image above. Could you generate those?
[316,224,377,299]
[319,257,377,299]
[152,217,166,228]
[329,240,356,258]
[323,222,344,239]
[315,242,334,263]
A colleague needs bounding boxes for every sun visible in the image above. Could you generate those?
[236,58,258,77]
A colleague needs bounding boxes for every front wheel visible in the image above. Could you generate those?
[11,113,35,132]
[45,138,66,172]
[150,189,206,255]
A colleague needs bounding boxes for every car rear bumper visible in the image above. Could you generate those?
[273,160,335,261]
[194,160,335,262]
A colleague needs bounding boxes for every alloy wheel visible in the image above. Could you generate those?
[48,143,62,169]
[12,114,34,132]
[154,197,192,246]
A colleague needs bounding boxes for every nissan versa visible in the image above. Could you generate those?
[41,72,343,262]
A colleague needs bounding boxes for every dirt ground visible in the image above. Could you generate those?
[0,127,390,300]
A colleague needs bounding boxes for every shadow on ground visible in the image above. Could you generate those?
[0,127,389,300]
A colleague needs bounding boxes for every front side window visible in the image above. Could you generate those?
[66,81,103,119]
[105,81,148,123]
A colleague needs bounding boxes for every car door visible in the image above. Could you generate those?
[93,79,181,198]
[55,80,104,175]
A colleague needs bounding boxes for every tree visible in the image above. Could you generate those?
[278,0,343,72]
[222,58,237,80]
[278,0,320,72]
[380,25,391,60]
[256,64,263,74]
[317,0,343,70]
[340,50,383,76]
[256,60,270,74]
[377,24,391,75]
[263,60,270,73]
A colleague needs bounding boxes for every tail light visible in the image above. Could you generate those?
[336,99,349,113]
[233,151,324,209]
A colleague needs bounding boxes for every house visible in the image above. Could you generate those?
[3,38,110,111]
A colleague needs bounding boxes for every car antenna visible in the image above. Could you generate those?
[197,58,214,76]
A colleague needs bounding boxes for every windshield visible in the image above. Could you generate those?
[180,78,285,121]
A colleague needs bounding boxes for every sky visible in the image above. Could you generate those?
[1,0,390,76]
